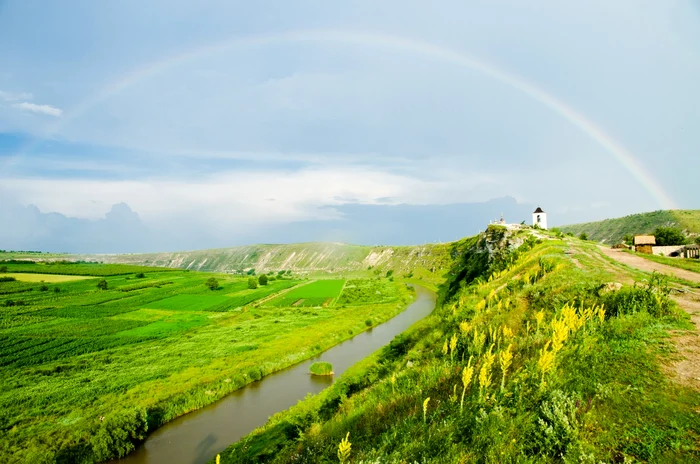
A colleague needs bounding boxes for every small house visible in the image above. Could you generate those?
[634,235,656,254]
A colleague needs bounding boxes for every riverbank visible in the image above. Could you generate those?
[113,286,436,464]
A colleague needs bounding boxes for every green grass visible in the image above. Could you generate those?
[309,362,333,376]
[144,294,232,311]
[337,278,399,305]
[0,273,96,283]
[0,264,415,463]
[0,260,175,276]
[267,279,345,307]
[217,238,700,464]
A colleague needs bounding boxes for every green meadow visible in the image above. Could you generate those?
[0,261,413,463]
[218,231,700,464]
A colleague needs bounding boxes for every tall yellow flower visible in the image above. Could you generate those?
[597,304,606,324]
[535,309,545,332]
[499,344,513,391]
[449,333,458,360]
[337,432,351,463]
[423,397,431,423]
[442,339,448,356]
[537,341,556,388]
[460,356,474,412]
[479,345,495,400]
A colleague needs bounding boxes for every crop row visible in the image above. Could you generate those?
[0,335,155,368]
[1,262,174,276]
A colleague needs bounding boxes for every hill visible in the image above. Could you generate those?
[559,209,700,244]
[65,242,469,280]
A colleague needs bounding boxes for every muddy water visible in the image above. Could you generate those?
[115,286,436,464]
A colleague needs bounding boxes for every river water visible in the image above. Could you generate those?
[115,286,436,464]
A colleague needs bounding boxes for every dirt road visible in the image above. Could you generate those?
[597,247,700,284]
[599,246,700,389]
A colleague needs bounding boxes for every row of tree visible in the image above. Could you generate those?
[623,227,698,247]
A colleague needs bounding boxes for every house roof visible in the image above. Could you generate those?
[533,207,545,213]
[634,235,656,245]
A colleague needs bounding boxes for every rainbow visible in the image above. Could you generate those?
[5,30,677,209]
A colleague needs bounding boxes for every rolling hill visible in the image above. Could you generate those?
[559,209,700,244]
[63,242,468,280]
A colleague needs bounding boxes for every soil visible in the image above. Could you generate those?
[599,247,700,390]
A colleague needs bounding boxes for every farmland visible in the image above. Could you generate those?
[266,279,345,307]
[0,273,96,283]
[0,261,414,463]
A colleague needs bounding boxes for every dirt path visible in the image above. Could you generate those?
[599,246,700,389]
[597,247,700,284]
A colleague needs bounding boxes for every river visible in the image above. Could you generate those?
[114,285,436,464]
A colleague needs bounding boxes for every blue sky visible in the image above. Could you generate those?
[1,1,699,251]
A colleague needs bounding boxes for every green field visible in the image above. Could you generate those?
[266,279,346,307]
[0,272,96,283]
[0,262,413,463]
[0,260,175,276]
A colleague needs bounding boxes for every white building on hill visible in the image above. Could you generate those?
[532,207,548,230]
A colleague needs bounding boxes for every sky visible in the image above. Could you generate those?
[1,1,699,252]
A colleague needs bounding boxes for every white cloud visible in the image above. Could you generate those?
[0,90,34,101]
[0,166,504,227]
[12,101,63,117]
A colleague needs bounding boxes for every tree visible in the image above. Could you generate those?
[622,234,634,245]
[205,277,219,291]
[248,277,258,289]
[97,279,108,290]
[654,227,686,246]
[578,232,588,241]
[695,236,700,246]
[258,274,268,286]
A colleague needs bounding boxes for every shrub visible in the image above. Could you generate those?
[0,276,16,283]
[248,277,258,289]
[40,284,48,291]
[578,232,588,241]
[602,273,673,318]
[309,362,334,376]
[90,408,148,460]
[135,272,145,279]
[97,279,108,290]
[258,274,268,286]
[530,390,580,457]
[205,277,219,291]
[54,287,61,293]
[365,319,373,327]
[0,265,7,272]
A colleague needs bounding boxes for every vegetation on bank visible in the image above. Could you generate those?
[216,233,699,463]
[310,362,334,376]
[0,262,414,463]
[559,209,700,244]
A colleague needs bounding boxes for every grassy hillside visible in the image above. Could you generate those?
[216,235,699,463]
[559,209,700,244]
[63,242,461,278]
